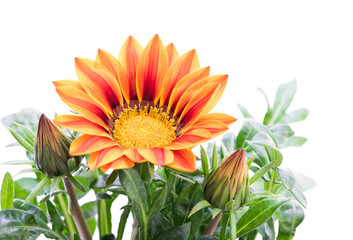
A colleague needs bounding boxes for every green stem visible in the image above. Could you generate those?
[98,193,110,237]
[63,177,92,240]
[203,212,223,235]
[57,193,76,238]
[219,214,229,240]
[268,170,276,193]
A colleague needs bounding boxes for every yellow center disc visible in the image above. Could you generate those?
[113,106,176,149]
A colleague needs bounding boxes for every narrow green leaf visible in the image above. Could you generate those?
[279,136,307,149]
[236,120,257,149]
[188,200,211,218]
[278,168,295,191]
[23,176,50,205]
[106,170,119,188]
[268,124,295,145]
[149,186,168,219]
[200,146,209,177]
[212,208,222,219]
[229,211,236,240]
[290,186,307,208]
[15,168,41,176]
[119,168,148,240]
[237,103,254,118]
[67,174,86,193]
[236,198,289,237]
[249,161,276,185]
[1,160,34,165]
[117,206,130,240]
[13,122,36,144]
[150,212,173,236]
[195,235,218,240]
[46,200,64,233]
[50,177,62,196]
[9,128,34,153]
[257,216,275,240]
[277,201,305,240]
[1,172,14,210]
[279,108,309,123]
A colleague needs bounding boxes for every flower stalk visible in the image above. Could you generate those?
[203,212,223,235]
[63,177,92,240]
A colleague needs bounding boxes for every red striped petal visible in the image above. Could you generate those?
[159,49,200,106]
[75,58,124,111]
[136,35,168,103]
[55,86,109,128]
[118,36,143,102]
[165,43,179,66]
[99,155,135,172]
[196,113,237,126]
[53,80,85,92]
[166,129,211,150]
[54,115,110,137]
[137,147,173,166]
[70,134,117,156]
[124,148,146,163]
[188,120,228,138]
[88,146,125,170]
[167,149,196,172]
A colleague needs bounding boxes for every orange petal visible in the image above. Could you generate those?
[196,113,237,126]
[177,82,220,132]
[55,86,108,128]
[99,155,135,172]
[53,80,85,92]
[88,146,125,170]
[75,58,124,111]
[188,120,228,138]
[70,134,116,156]
[166,128,211,150]
[167,67,210,112]
[137,147,174,166]
[54,115,110,137]
[165,43,179,66]
[159,49,200,106]
[167,149,196,172]
[136,34,168,102]
[124,148,146,163]
[118,36,143,101]
[202,75,228,114]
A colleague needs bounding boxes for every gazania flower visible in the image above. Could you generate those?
[53,35,236,172]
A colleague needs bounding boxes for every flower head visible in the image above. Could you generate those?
[35,114,82,177]
[204,149,249,210]
[54,35,236,172]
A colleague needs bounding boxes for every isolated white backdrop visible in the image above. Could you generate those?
[1,1,353,239]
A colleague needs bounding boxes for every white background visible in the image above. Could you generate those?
[1,1,353,239]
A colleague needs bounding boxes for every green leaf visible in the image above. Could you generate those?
[0,209,61,240]
[239,230,257,240]
[229,211,236,240]
[278,168,295,191]
[211,142,218,169]
[150,212,173,236]
[1,160,34,165]
[96,192,112,200]
[245,191,276,207]
[266,80,297,125]
[101,233,115,240]
[236,198,289,237]
[23,176,50,205]
[14,178,47,203]
[195,236,218,240]
[13,122,36,144]
[200,145,209,177]
[13,199,48,224]
[106,170,119,188]
[119,168,148,240]
[277,201,305,240]
[212,208,222,219]
[292,171,316,192]
[8,128,34,154]
[153,222,191,240]
[117,205,130,240]
[67,174,86,193]
[46,200,64,233]
[268,124,295,145]
[257,216,275,240]
[1,108,40,132]
[222,132,236,152]
[236,120,257,149]
[290,186,307,208]
[1,172,14,210]
[81,201,97,235]
[188,200,211,218]
[279,136,307,149]
[279,108,309,123]
[15,168,41,176]
[237,103,254,119]
[149,186,168,219]
[249,161,276,185]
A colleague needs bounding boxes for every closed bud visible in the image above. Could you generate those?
[35,114,81,177]
[204,149,249,210]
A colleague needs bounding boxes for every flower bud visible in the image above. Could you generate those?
[204,149,249,210]
[35,114,81,177]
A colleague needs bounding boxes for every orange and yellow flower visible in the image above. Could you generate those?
[53,35,236,172]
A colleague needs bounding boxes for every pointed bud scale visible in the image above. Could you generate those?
[35,114,82,177]
[204,149,249,210]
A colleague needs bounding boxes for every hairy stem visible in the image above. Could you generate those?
[203,212,223,236]
[63,177,92,240]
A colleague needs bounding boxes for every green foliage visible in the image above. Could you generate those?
[1,172,14,210]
